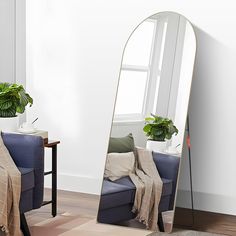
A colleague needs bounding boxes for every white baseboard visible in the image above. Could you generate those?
[44,173,102,195]
[177,189,236,216]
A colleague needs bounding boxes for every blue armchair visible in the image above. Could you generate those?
[97,152,180,231]
[2,133,44,236]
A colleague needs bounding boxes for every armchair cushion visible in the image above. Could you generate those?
[100,176,173,211]
[104,152,135,181]
[99,179,135,210]
[108,133,135,153]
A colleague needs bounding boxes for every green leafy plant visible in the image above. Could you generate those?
[0,83,33,117]
[143,113,178,141]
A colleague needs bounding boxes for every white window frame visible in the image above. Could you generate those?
[114,17,169,123]
[114,19,157,122]
[145,17,168,116]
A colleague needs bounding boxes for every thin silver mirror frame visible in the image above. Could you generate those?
[97,11,197,233]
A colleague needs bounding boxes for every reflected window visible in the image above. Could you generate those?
[115,70,147,115]
[114,19,168,121]
[122,21,155,67]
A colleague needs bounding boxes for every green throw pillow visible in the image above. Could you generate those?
[108,133,135,153]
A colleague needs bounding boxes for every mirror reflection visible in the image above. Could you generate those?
[97,12,196,233]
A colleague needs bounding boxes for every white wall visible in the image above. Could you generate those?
[25,0,236,215]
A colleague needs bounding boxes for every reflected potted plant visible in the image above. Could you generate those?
[0,83,33,131]
[143,114,178,152]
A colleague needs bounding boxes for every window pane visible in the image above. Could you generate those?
[122,21,155,67]
[115,70,147,115]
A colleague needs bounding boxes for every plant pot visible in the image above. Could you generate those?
[0,117,19,132]
[146,140,167,153]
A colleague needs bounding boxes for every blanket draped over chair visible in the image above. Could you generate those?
[129,147,163,231]
[0,134,22,236]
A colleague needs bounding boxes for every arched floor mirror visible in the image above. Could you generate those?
[97,11,196,233]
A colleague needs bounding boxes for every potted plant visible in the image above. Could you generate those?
[0,83,33,131]
[143,113,178,152]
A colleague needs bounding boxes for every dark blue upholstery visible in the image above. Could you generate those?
[152,152,180,209]
[18,167,35,192]
[99,176,173,212]
[2,133,44,213]
[98,204,135,224]
[97,151,180,224]
[99,179,135,210]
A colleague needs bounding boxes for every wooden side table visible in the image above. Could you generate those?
[42,140,60,217]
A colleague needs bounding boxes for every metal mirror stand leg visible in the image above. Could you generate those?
[187,115,194,226]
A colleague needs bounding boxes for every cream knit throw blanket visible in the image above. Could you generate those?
[0,135,22,236]
[129,147,163,231]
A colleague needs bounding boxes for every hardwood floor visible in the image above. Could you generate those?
[26,189,225,235]
[26,189,99,235]
[28,188,99,219]
[174,207,236,236]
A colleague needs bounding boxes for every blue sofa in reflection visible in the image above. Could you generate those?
[97,152,180,231]
[2,133,44,236]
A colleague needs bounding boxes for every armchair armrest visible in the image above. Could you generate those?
[2,132,44,209]
[2,132,44,169]
[152,152,180,209]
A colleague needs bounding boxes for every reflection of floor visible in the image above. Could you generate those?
[118,210,174,233]
[62,220,150,236]
[27,189,222,236]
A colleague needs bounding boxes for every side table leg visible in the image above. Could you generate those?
[52,145,57,217]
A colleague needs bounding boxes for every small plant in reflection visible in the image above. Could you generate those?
[143,113,178,141]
